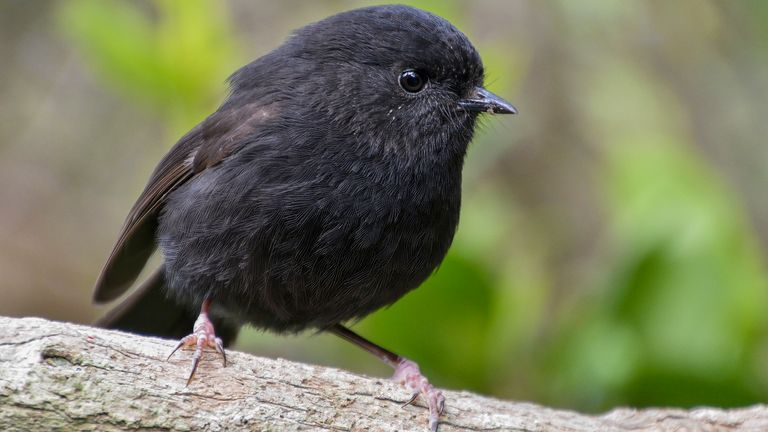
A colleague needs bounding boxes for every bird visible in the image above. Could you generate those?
[93,5,515,431]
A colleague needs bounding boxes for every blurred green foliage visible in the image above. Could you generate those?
[55,0,768,412]
[58,0,240,133]
[536,59,768,410]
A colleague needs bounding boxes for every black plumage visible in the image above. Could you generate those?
[94,5,515,431]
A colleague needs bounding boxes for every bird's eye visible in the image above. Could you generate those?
[399,69,427,93]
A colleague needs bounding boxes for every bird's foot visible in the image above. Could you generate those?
[392,358,445,432]
[166,304,226,386]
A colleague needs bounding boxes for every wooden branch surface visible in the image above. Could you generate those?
[1,316,767,431]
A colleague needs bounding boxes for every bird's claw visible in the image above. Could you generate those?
[166,310,226,385]
[393,358,445,431]
[402,392,420,408]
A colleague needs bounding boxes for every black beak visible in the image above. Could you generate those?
[458,87,517,115]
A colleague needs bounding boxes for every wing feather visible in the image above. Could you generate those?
[92,101,275,303]
[92,131,198,302]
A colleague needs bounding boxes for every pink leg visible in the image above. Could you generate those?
[330,324,445,431]
[167,298,226,385]
[393,358,445,430]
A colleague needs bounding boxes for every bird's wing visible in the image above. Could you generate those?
[93,101,273,303]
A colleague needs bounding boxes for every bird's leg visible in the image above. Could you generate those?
[167,298,226,386]
[329,324,445,432]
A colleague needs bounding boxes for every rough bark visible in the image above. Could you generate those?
[0,316,767,431]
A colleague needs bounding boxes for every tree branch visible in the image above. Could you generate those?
[0,316,766,431]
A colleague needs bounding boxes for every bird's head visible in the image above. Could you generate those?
[231,5,515,163]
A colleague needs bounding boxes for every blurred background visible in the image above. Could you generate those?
[2,0,768,412]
